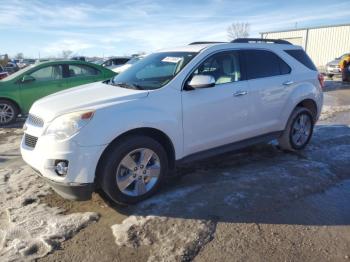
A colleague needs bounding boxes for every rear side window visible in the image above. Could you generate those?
[243,50,291,80]
[67,64,100,77]
[284,49,317,71]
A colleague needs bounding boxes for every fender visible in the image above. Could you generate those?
[75,87,184,159]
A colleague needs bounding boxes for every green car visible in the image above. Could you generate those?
[0,60,116,126]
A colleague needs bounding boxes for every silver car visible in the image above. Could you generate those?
[326,53,350,78]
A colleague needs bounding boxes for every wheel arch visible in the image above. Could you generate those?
[95,127,176,184]
[295,98,318,122]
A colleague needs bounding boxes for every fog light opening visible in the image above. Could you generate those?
[55,160,69,176]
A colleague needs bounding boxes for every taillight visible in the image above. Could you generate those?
[318,73,325,89]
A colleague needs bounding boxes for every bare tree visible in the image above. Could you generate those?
[15,53,24,59]
[62,50,73,59]
[227,22,250,41]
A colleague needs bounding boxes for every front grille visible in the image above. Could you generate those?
[27,114,44,127]
[24,134,38,148]
[328,64,339,69]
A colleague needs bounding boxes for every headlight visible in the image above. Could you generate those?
[44,110,94,140]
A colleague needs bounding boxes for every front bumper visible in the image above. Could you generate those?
[326,66,341,75]
[32,168,94,200]
[21,133,106,200]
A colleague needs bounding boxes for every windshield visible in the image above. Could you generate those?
[110,52,197,90]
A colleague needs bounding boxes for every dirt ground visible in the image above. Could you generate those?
[1,80,350,262]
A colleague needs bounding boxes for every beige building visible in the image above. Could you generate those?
[261,23,350,68]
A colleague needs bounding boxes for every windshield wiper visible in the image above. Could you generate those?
[112,81,144,90]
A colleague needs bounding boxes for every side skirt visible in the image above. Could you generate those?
[176,131,283,165]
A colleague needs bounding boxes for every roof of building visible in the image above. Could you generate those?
[260,23,350,34]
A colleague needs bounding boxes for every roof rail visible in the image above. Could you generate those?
[231,38,292,45]
[189,41,226,45]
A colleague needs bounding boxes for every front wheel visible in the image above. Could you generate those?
[278,107,314,151]
[99,135,168,205]
[0,99,18,126]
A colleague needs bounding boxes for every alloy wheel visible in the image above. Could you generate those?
[0,103,15,125]
[291,113,312,147]
[116,148,161,197]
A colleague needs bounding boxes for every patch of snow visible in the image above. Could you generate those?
[0,132,99,261]
[111,215,216,262]
[320,105,350,121]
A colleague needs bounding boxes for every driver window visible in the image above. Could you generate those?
[30,65,63,81]
[192,51,241,85]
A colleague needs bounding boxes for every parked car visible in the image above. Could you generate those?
[21,38,323,204]
[0,65,9,80]
[97,57,131,70]
[18,59,36,69]
[112,55,146,74]
[71,56,86,61]
[325,53,350,78]
[4,62,19,74]
[0,60,116,125]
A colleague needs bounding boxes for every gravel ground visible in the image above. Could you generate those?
[1,80,350,262]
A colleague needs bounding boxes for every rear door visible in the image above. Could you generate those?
[242,49,292,134]
[65,64,101,88]
[20,64,64,111]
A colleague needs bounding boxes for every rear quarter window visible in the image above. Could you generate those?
[284,49,317,71]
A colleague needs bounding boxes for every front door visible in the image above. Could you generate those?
[182,50,255,156]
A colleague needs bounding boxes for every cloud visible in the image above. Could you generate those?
[1,0,350,57]
[43,39,93,54]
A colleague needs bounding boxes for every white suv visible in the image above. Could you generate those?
[21,38,324,204]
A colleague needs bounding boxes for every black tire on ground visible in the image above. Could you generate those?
[0,99,19,126]
[278,107,314,152]
[98,135,169,205]
[342,66,350,82]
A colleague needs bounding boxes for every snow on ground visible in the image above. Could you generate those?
[319,105,350,121]
[0,131,99,261]
[112,216,216,262]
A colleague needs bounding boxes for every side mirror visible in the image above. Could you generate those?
[22,75,35,83]
[186,75,215,89]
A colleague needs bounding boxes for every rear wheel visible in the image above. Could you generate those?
[0,99,18,126]
[278,107,314,151]
[99,135,168,205]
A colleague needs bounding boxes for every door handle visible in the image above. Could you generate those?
[283,81,294,86]
[233,90,248,97]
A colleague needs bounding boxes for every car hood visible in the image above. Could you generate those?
[327,59,340,66]
[30,81,149,122]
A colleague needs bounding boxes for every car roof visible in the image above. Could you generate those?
[159,42,301,53]
[33,60,102,66]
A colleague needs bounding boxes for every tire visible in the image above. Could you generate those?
[99,135,169,205]
[0,99,18,126]
[278,107,314,151]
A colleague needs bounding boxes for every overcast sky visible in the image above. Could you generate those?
[1,0,349,58]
